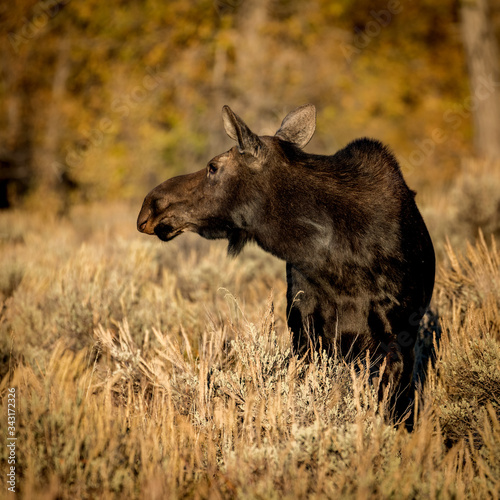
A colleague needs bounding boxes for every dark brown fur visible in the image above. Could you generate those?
[137,105,435,421]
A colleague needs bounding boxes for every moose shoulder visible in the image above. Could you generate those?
[137,104,435,419]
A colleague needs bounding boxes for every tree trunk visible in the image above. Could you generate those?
[460,0,500,159]
[0,38,33,207]
[235,0,272,120]
[39,38,71,189]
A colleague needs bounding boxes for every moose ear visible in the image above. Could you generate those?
[275,104,316,149]
[222,105,261,156]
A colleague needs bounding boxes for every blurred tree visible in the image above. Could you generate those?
[0,1,37,207]
[460,0,500,159]
[0,0,493,210]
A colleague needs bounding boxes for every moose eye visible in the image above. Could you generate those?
[208,162,218,175]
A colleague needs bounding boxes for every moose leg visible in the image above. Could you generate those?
[286,263,324,355]
[391,323,419,428]
[372,312,418,427]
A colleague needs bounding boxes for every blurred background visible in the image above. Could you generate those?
[1,0,500,218]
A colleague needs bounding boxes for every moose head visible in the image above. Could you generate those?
[137,104,317,257]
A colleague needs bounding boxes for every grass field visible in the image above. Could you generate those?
[1,158,500,499]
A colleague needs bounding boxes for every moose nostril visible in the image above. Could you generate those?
[137,205,152,233]
[137,212,150,233]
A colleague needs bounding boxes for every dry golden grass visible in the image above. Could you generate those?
[1,166,500,498]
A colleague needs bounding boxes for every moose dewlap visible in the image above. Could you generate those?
[137,104,435,418]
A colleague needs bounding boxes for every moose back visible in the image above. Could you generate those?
[137,104,435,416]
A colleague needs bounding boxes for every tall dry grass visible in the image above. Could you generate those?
[0,159,500,498]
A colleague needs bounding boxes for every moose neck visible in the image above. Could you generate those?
[246,146,402,279]
[243,155,341,268]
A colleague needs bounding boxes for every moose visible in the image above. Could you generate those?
[137,104,435,420]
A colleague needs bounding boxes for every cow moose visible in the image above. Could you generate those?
[137,104,435,421]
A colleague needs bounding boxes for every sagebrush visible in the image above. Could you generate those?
[0,193,499,498]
